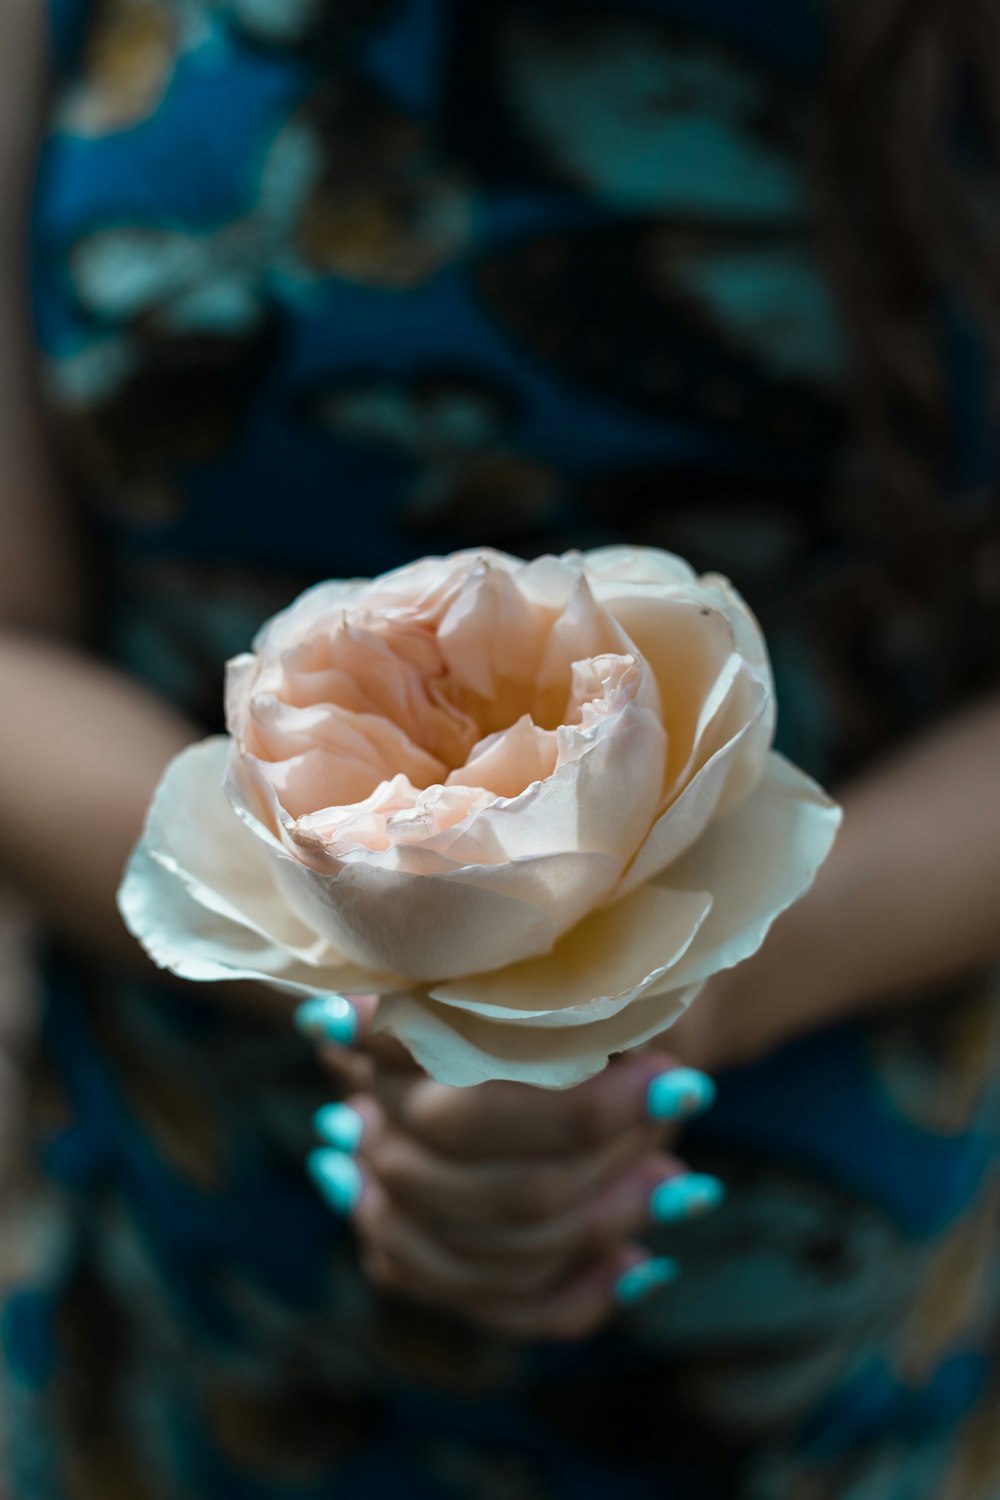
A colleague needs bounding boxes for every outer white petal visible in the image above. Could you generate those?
[119,844,392,993]
[578,545,697,589]
[580,590,738,792]
[373,982,704,1089]
[583,563,775,814]
[429,883,711,1025]
[697,573,776,815]
[117,737,404,993]
[270,848,622,981]
[616,666,768,896]
[139,738,327,957]
[643,751,842,995]
[699,572,772,686]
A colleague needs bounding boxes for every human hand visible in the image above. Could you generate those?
[295,995,723,1341]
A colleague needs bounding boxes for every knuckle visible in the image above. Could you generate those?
[369,1139,412,1195]
[499,1172,559,1224]
[465,1303,534,1341]
[412,1091,462,1151]
[358,1193,394,1249]
[542,1302,605,1342]
[361,1249,399,1291]
[507,1258,562,1298]
[571,1083,617,1145]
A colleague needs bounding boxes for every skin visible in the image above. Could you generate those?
[2,5,999,1342]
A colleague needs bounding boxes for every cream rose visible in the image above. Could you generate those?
[119,546,840,1088]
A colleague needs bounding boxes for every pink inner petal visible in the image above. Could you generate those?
[295,775,493,856]
[276,617,477,769]
[436,562,554,701]
[236,553,680,860]
[257,749,382,820]
[531,573,629,727]
[446,715,559,797]
[244,696,447,817]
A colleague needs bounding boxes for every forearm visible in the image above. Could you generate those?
[689,695,1000,1069]
[0,631,196,962]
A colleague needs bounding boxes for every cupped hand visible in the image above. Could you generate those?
[296,994,721,1341]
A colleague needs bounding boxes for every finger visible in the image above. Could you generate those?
[305,1145,699,1334]
[318,1095,664,1232]
[466,1151,725,1259]
[368,1051,717,1159]
[363,1228,681,1342]
[364,1201,575,1302]
[294,993,418,1072]
[315,1046,375,1095]
[311,1100,724,1262]
[384,1147,715,1263]
[294,993,416,1101]
[462,1241,680,1343]
[308,1148,582,1301]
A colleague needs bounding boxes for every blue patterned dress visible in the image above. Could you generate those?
[5,2,1000,1496]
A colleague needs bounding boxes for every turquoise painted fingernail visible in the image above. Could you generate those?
[646,1068,716,1121]
[314,1102,364,1153]
[614,1257,680,1305]
[650,1172,726,1223]
[307,1149,363,1215]
[294,994,357,1046]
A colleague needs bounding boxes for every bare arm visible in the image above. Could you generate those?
[676,692,1000,1070]
[0,4,196,963]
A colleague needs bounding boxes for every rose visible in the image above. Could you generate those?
[118,546,841,1088]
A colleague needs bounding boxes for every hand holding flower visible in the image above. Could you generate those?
[300,994,721,1339]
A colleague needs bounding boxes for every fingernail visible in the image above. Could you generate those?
[307,1149,363,1215]
[314,1102,365,1153]
[650,1172,726,1224]
[294,994,357,1047]
[646,1068,716,1121]
[614,1256,680,1305]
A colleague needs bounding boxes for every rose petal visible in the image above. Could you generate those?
[245,696,446,816]
[118,738,405,993]
[617,665,769,895]
[585,590,738,794]
[429,882,712,1024]
[136,738,325,957]
[363,549,522,621]
[446,715,559,797]
[436,560,552,703]
[252,578,366,656]
[120,844,400,994]
[532,573,633,726]
[642,751,842,994]
[269,847,622,980]
[442,659,666,868]
[297,775,492,854]
[286,618,475,768]
[120,843,317,987]
[248,750,380,826]
[580,544,697,590]
[372,982,703,1089]
[696,574,775,816]
[224,652,257,737]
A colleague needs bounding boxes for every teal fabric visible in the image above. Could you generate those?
[5,3,1000,1496]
